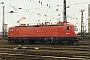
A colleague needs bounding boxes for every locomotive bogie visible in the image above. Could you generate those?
[8,37,78,45]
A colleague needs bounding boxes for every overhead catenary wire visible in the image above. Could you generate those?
[10,5,18,11]
[2,1,89,12]
[25,2,90,9]
[1,1,90,10]
[1,1,89,18]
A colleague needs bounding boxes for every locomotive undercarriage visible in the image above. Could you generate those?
[8,37,79,45]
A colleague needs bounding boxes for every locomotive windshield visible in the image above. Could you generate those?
[74,26,78,31]
[66,26,70,30]
[10,28,13,32]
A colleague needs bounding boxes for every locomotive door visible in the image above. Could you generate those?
[65,26,71,37]
[8,28,14,37]
[8,28,18,37]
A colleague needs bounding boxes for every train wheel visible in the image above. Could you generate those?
[73,40,78,45]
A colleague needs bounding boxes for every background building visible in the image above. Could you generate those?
[88,4,90,35]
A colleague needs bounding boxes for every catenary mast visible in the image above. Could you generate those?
[63,0,67,22]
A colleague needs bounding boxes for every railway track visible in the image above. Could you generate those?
[0,40,90,60]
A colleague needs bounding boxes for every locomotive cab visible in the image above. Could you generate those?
[63,24,78,37]
[8,27,15,43]
[60,23,79,45]
[9,28,14,36]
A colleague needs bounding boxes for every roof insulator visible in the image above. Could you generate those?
[56,8,59,11]
[41,1,42,5]
[49,5,50,8]
[57,5,59,6]
[39,0,40,3]
[19,8,22,9]
[47,4,48,6]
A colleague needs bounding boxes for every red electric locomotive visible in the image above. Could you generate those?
[8,22,79,45]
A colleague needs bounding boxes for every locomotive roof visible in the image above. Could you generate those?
[15,24,64,28]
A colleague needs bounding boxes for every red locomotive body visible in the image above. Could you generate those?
[8,22,79,44]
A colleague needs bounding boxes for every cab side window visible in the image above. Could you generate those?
[10,28,13,32]
[66,26,70,30]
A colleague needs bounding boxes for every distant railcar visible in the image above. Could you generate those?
[0,35,2,39]
[8,22,79,45]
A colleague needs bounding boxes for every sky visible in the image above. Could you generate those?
[0,0,90,32]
